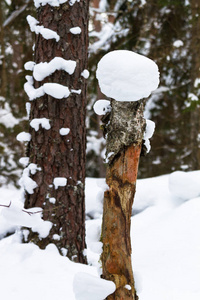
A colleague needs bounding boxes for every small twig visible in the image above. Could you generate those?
[0,201,42,215]
[0,201,11,208]
[21,209,43,216]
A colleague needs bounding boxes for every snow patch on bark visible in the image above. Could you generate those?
[93,99,111,115]
[30,118,51,131]
[34,0,79,7]
[43,83,70,99]
[53,177,67,189]
[70,26,81,34]
[19,164,41,194]
[81,69,90,79]
[33,58,76,81]
[143,119,155,153]
[59,128,70,136]
[24,76,45,101]
[24,76,70,100]
[27,15,60,42]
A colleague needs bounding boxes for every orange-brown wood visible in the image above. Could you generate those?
[101,143,141,300]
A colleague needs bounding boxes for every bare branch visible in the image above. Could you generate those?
[3,1,31,28]
[0,201,11,208]
[22,209,43,216]
[0,201,42,215]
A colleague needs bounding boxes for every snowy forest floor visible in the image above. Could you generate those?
[0,171,200,300]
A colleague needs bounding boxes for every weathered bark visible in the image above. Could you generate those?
[101,100,146,299]
[24,1,89,263]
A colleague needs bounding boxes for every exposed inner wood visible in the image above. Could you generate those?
[101,144,141,300]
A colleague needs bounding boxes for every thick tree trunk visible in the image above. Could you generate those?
[24,1,89,263]
[101,100,146,299]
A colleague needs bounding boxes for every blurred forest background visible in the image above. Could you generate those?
[0,0,199,187]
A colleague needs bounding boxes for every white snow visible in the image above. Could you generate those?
[1,203,52,239]
[70,27,82,34]
[53,177,67,189]
[73,272,115,300]
[143,119,155,153]
[43,83,70,99]
[59,128,70,135]
[53,234,60,240]
[49,197,56,204]
[96,50,160,101]
[173,40,184,48]
[188,92,198,101]
[93,99,111,115]
[168,171,200,201]
[90,22,128,54]
[33,58,76,81]
[27,15,60,42]
[19,157,29,167]
[81,69,90,79]
[194,78,200,88]
[69,0,80,6]
[24,77,70,100]
[24,75,45,101]
[40,28,60,41]
[34,0,68,8]
[71,89,82,94]
[140,0,147,6]
[19,164,41,194]
[30,118,51,131]
[26,102,31,118]
[16,132,31,142]
[0,102,20,128]
[0,171,200,300]
[24,61,35,71]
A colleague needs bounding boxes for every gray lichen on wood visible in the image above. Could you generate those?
[105,99,146,164]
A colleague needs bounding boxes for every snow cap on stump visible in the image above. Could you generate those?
[96,50,160,102]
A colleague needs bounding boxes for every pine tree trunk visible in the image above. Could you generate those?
[101,100,146,299]
[24,1,89,263]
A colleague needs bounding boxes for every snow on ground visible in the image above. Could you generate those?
[0,171,200,299]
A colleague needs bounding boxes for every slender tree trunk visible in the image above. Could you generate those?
[101,100,146,299]
[24,1,89,263]
[190,0,200,168]
[0,2,7,98]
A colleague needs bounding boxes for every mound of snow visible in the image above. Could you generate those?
[73,272,115,300]
[93,99,111,116]
[96,50,159,102]
[169,171,200,201]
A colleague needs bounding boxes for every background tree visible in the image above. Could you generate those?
[87,0,200,179]
[0,0,34,186]
[22,0,89,263]
[1,0,200,211]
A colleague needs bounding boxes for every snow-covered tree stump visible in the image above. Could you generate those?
[95,50,159,299]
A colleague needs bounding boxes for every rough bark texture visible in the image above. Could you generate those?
[105,99,146,164]
[24,1,89,263]
[101,100,146,299]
